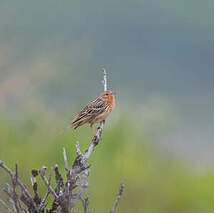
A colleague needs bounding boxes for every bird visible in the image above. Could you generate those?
[65,90,115,136]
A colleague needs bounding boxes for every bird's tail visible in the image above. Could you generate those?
[58,123,73,135]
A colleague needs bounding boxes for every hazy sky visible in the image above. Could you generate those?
[0,0,214,168]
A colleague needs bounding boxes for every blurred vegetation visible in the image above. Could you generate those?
[0,0,214,212]
[1,104,214,213]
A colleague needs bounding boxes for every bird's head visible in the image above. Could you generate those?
[100,90,115,102]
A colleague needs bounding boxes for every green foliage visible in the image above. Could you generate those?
[0,113,214,213]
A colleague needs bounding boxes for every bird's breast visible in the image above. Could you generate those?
[107,95,115,112]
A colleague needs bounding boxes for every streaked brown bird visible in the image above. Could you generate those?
[66,90,115,136]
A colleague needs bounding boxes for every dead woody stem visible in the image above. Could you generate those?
[0,69,124,213]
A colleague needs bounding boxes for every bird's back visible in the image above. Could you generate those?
[71,97,108,129]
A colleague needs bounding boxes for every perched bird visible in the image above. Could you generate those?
[66,90,115,136]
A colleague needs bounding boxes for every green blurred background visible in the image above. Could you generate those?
[1,0,214,212]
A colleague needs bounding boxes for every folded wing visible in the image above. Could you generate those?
[71,98,108,129]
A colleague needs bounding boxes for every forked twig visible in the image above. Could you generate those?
[40,167,58,199]
[0,198,13,213]
[39,168,53,210]
[81,197,90,213]
[0,69,124,213]
[110,183,125,213]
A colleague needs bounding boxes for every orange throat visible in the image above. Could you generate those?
[107,95,115,112]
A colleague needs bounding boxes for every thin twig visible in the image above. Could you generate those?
[63,148,70,174]
[110,183,125,213]
[84,121,104,160]
[84,69,107,159]
[0,198,13,213]
[39,168,53,210]
[76,142,83,157]
[0,69,124,213]
[72,209,78,213]
[54,164,64,195]
[31,169,41,205]
[0,161,32,212]
[40,166,58,199]
[39,191,50,211]
[101,68,107,91]
[12,163,23,213]
[81,197,89,213]
[0,161,35,207]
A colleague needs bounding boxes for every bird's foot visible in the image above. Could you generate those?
[93,135,98,141]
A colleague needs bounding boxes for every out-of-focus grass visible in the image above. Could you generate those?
[0,111,214,213]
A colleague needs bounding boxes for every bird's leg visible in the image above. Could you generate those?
[90,124,96,137]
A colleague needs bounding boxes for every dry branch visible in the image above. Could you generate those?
[0,199,13,213]
[110,183,125,213]
[0,69,124,213]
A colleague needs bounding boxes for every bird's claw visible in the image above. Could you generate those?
[93,135,98,141]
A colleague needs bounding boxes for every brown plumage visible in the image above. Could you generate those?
[67,91,115,136]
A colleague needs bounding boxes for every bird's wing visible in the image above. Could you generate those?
[71,97,108,128]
